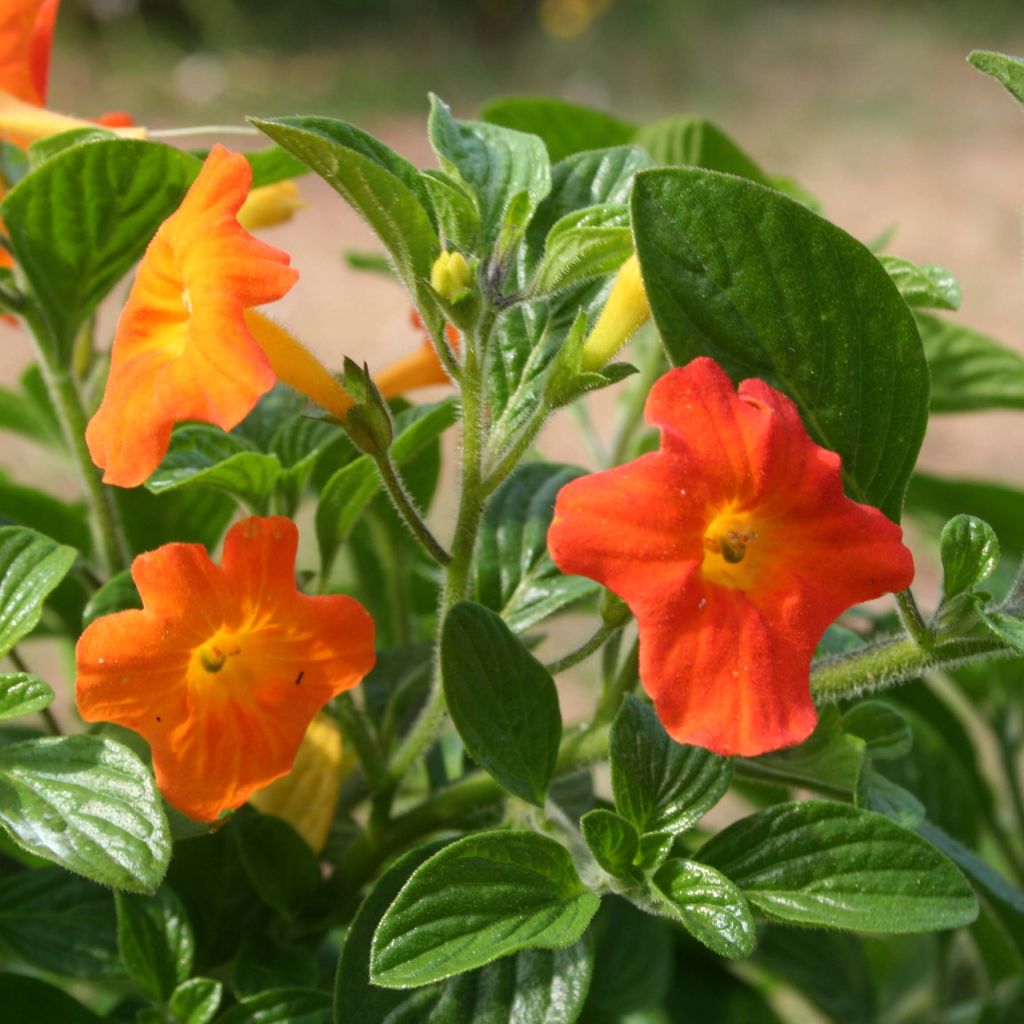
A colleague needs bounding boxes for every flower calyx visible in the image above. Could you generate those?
[342,356,395,457]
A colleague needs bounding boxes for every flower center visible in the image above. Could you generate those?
[194,631,242,675]
[701,511,760,589]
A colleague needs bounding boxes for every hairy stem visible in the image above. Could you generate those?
[896,588,933,647]
[545,622,622,675]
[373,453,451,566]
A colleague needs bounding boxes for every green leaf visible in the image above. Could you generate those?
[317,399,457,578]
[0,974,105,1024]
[531,203,633,295]
[252,116,437,309]
[581,809,640,879]
[429,95,551,242]
[217,988,332,1024]
[841,701,913,761]
[1,140,200,355]
[635,116,770,184]
[0,475,91,552]
[480,96,636,162]
[632,168,929,520]
[230,932,317,998]
[115,485,235,557]
[370,830,600,988]
[243,145,309,187]
[0,368,64,448]
[233,811,321,915]
[27,127,117,167]
[146,425,281,512]
[610,695,732,836]
[170,977,223,1024]
[858,767,925,828]
[0,672,53,720]
[0,525,77,658]
[939,514,1000,600]
[916,312,1024,412]
[651,858,756,959]
[969,50,1024,106]
[474,462,599,632]
[441,602,561,806]
[81,569,142,628]
[116,886,194,1004]
[420,169,480,252]
[0,734,171,893]
[0,867,119,977]
[698,800,978,932]
[878,255,961,310]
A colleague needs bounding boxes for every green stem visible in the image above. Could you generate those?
[591,636,640,728]
[373,453,451,566]
[896,589,932,647]
[607,328,663,467]
[334,693,388,790]
[9,648,61,735]
[545,622,622,675]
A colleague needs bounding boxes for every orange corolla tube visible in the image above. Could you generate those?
[76,516,375,823]
[548,357,915,757]
[85,144,301,488]
[374,309,458,398]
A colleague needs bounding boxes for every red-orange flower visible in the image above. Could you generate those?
[76,516,375,822]
[86,144,299,488]
[548,357,915,757]
[0,0,56,106]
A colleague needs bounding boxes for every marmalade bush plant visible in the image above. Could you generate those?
[0,3,1023,1021]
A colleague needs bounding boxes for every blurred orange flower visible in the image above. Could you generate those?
[86,144,300,488]
[0,0,57,106]
[548,357,915,757]
[76,516,375,823]
[374,309,457,398]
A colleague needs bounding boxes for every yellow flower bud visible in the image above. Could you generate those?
[248,713,348,853]
[580,254,651,372]
[244,310,354,422]
[430,250,472,302]
[237,180,305,231]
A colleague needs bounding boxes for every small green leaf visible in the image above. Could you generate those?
[878,255,961,310]
[370,830,600,988]
[0,672,53,721]
[420,168,480,252]
[940,514,1000,600]
[216,988,332,1024]
[916,312,1024,412]
[0,735,171,893]
[636,831,674,872]
[146,425,281,512]
[233,811,321,915]
[651,858,756,959]
[699,800,978,932]
[610,695,732,836]
[481,96,636,162]
[858,767,925,828]
[116,886,195,1004]
[441,602,561,806]
[474,462,599,632]
[532,203,633,295]
[81,569,142,628]
[841,701,913,761]
[429,95,551,242]
[969,50,1024,106]
[0,525,77,658]
[0,867,119,977]
[0,973,105,1023]
[581,809,640,879]
[632,168,929,520]
[635,116,769,184]
[169,977,223,1024]
[982,611,1024,653]
[1,140,200,357]
[316,400,457,578]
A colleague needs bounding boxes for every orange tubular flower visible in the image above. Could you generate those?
[374,309,458,398]
[76,516,375,822]
[548,357,915,757]
[86,144,301,488]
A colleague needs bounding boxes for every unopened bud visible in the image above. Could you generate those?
[430,250,472,302]
[237,180,305,231]
[580,254,651,372]
[600,589,632,627]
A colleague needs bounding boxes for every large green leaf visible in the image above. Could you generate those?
[429,95,551,242]
[698,800,977,932]
[370,831,600,988]
[441,601,561,806]
[480,96,636,162]
[116,886,195,1004]
[916,312,1024,412]
[0,868,119,977]
[632,168,929,520]
[233,811,321,914]
[969,49,1024,106]
[0,525,77,658]
[610,695,732,836]
[0,672,54,721]
[252,116,438,310]
[316,400,457,579]
[474,462,598,632]
[635,116,769,184]
[0,734,171,893]
[1,139,200,355]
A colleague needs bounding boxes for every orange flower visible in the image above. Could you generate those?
[374,309,457,398]
[86,144,300,488]
[0,0,57,106]
[75,516,375,822]
[548,357,915,757]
